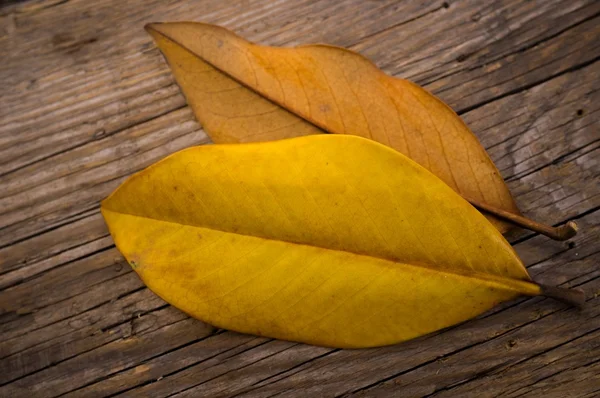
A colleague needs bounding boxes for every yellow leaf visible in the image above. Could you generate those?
[102,135,558,348]
[145,22,520,233]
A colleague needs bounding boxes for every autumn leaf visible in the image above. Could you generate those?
[145,21,521,233]
[101,135,582,348]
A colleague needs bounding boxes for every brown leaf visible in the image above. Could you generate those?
[146,22,538,234]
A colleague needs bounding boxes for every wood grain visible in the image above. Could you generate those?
[0,0,598,396]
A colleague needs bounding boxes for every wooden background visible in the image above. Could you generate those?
[1,0,599,396]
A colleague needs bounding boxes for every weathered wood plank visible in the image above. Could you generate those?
[0,288,166,384]
[65,333,271,398]
[511,358,600,398]
[1,316,215,397]
[424,5,600,112]
[1,0,598,396]
[1,268,139,344]
[0,213,106,275]
[469,62,598,181]
[425,325,600,397]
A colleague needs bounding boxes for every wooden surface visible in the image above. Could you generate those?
[1,0,598,396]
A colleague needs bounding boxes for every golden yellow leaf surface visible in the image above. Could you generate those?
[102,135,543,348]
[145,22,520,232]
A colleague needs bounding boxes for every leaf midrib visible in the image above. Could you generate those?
[102,206,539,296]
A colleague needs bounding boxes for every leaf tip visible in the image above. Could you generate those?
[144,22,162,33]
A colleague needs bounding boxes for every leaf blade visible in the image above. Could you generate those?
[102,135,538,348]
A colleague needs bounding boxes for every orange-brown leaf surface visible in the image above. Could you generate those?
[146,22,520,232]
[102,135,547,348]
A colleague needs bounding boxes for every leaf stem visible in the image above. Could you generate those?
[464,196,578,241]
[539,284,586,308]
